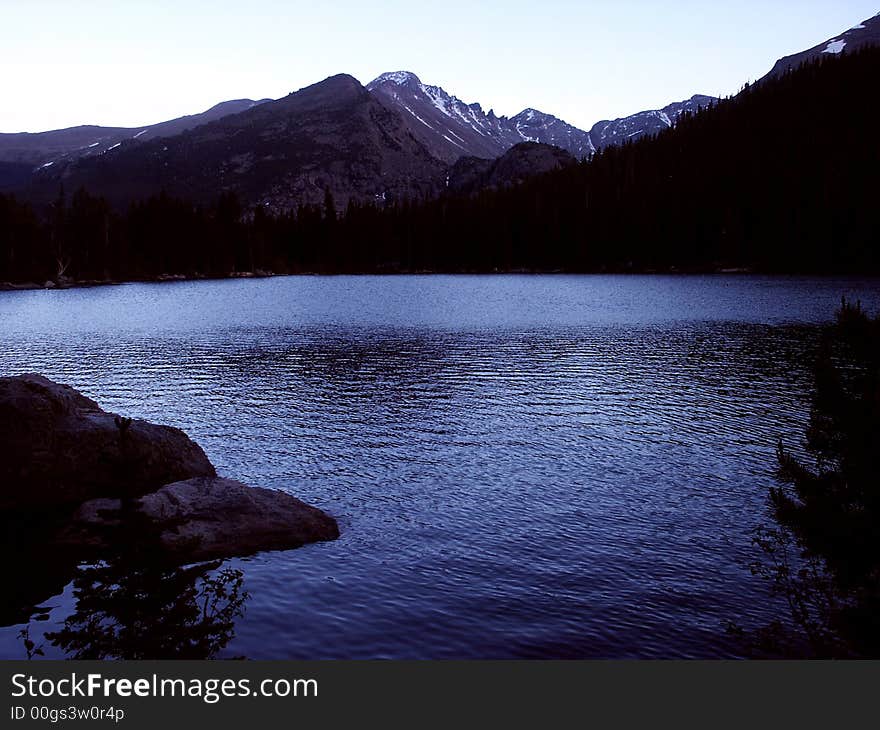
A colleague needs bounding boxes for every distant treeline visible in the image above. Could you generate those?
[1,47,879,284]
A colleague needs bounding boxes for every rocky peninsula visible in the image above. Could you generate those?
[0,374,338,622]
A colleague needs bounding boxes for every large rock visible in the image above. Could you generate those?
[67,477,340,561]
[0,374,215,510]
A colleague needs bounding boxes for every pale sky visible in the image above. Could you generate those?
[2,0,877,133]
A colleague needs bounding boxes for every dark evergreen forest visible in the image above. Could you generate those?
[1,47,878,285]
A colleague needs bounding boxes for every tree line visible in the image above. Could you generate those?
[1,46,879,285]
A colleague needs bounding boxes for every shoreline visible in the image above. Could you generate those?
[4,267,841,293]
[6,266,880,294]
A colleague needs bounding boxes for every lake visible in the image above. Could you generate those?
[1,274,879,659]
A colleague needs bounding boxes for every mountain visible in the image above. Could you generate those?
[366,70,593,162]
[368,71,715,162]
[26,74,445,211]
[0,99,271,168]
[448,142,576,195]
[4,40,878,284]
[761,11,880,81]
[0,125,130,167]
[129,99,272,142]
[588,95,716,151]
[18,3,871,179]
[8,68,717,211]
[510,108,596,158]
[356,44,879,274]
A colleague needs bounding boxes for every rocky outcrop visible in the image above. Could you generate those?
[67,477,340,562]
[448,142,576,195]
[0,375,340,625]
[0,374,215,510]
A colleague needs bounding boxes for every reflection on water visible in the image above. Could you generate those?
[1,511,80,629]
[10,504,249,661]
[1,275,879,659]
[46,559,247,660]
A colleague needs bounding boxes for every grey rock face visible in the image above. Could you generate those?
[0,374,215,510]
[68,477,340,562]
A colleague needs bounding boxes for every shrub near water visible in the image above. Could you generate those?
[750,299,880,657]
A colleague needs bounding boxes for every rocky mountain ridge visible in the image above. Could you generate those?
[367,70,713,162]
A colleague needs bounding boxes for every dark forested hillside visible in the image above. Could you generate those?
[1,47,878,286]
[392,44,878,274]
[353,46,879,273]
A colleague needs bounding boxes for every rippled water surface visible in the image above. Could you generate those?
[2,275,879,658]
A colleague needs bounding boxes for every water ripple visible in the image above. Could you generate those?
[1,275,879,658]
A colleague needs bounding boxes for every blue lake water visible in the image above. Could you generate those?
[1,274,879,658]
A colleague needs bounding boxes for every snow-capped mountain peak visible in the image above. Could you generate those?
[368,70,422,87]
[368,70,714,164]
[367,71,595,162]
[515,109,540,121]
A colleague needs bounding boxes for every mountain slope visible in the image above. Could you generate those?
[509,108,595,158]
[0,125,131,167]
[362,45,879,273]
[131,99,272,142]
[0,99,270,168]
[588,95,716,151]
[26,75,445,211]
[760,11,880,81]
[366,71,581,162]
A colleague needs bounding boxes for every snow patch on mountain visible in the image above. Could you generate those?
[442,133,467,150]
[371,71,420,86]
[368,70,710,164]
[761,12,880,82]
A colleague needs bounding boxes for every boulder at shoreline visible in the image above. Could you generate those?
[0,374,215,510]
[0,374,339,561]
[67,477,340,561]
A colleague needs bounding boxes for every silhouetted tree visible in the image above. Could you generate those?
[747,299,880,657]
